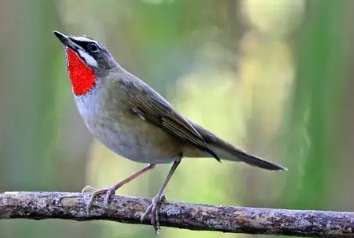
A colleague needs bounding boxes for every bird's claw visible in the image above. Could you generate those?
[160,194,167,202]
[84,186,116,214]
[103,187,115,205]
[81,185,98,193]
[54,194,77,206]
[140,194,166,233]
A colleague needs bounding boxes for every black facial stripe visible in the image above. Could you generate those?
[70,37,101,53]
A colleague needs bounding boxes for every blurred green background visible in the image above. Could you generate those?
[0,0,353,237]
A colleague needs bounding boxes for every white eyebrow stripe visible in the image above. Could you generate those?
[71,36,98,45]
[77,49,98,67]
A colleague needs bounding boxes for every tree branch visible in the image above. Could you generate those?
[0,192,353,237]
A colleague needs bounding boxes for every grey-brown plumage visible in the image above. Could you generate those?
[101,69,285,170]
[54,31,286,232]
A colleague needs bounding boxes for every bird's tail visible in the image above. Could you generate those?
[191,123,286,171]
[208,143,286,170]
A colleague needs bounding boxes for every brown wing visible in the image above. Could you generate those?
[123,77,220,160]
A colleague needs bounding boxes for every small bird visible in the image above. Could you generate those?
[54,31,286,231]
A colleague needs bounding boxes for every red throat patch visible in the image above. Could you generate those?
[66,48,96,96]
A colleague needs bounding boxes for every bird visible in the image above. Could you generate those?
[53,31,286,231]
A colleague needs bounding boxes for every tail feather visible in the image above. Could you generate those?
[191,123,287,171]
[209,144,286,171]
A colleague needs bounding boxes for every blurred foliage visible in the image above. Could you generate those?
[0,0,354,238]
[282,0,354,211]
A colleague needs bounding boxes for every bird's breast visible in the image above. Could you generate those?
[74,87,180,164]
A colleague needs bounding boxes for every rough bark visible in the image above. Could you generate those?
[0,191,353,237]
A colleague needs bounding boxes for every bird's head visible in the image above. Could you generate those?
[54,31,117,96]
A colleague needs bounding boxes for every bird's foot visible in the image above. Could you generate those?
[160,194,167,202]
[54,193,79,206]
[81,185,98,193]
[82,185,117,214]
[140,194,167,233]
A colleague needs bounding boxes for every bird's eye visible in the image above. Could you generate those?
[87,43,99,52]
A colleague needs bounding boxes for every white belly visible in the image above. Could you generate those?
[74,89,180,164]
[93,119,179,164]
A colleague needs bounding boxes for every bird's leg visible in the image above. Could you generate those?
[85,163,156,214]
[140,159,181,232]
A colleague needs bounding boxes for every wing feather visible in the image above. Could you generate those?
[123,78,218,159]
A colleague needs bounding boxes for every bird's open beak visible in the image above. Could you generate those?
[53,31,80,51]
